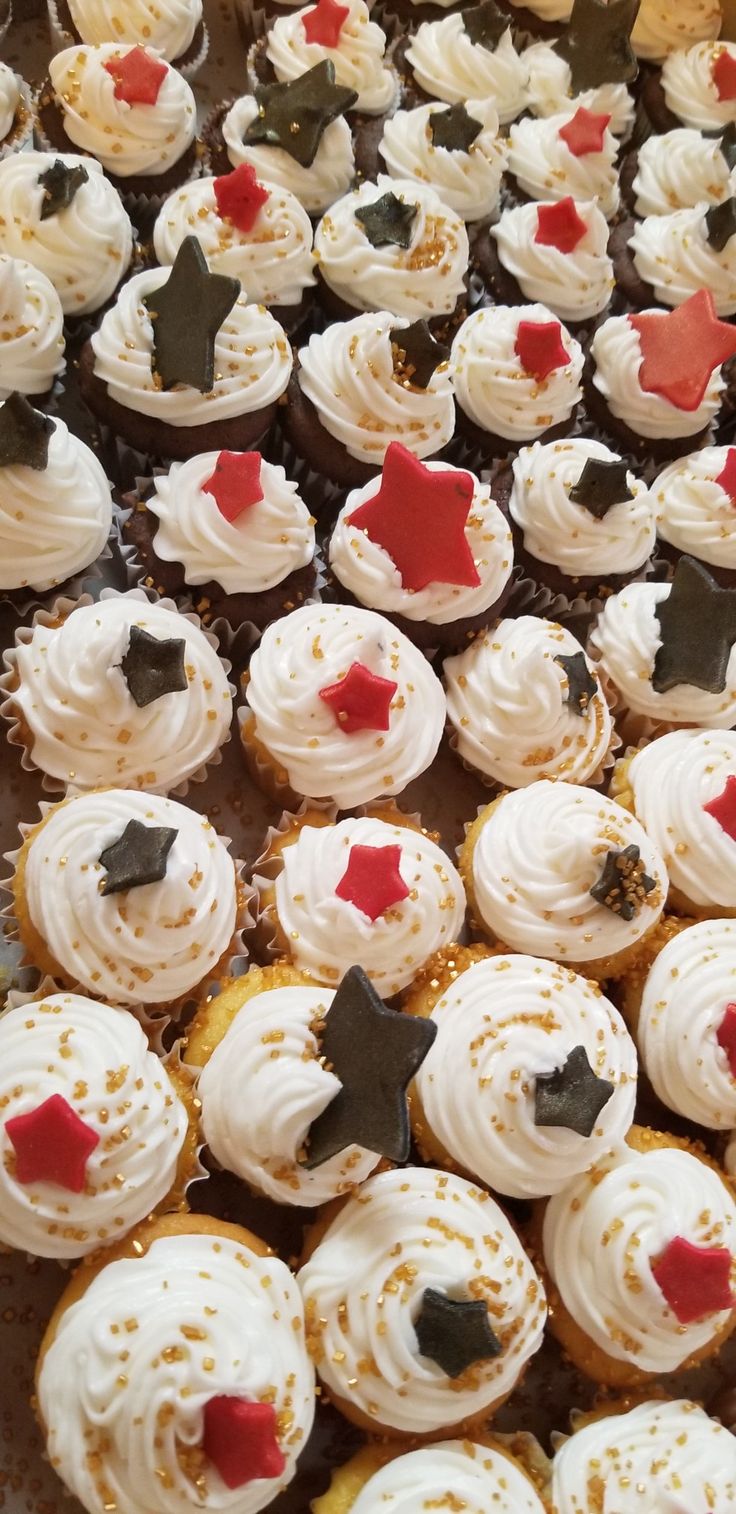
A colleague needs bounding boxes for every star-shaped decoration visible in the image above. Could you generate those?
[103,45,168,106]
[535,197,588,255]
[717,1003,736,1079]
[98,819,178,895]
[515,319,570,381]
[713,47,736,104]
[203,1398,285,1489]
[534,1044,614,1137]
[653,556,736,694]
[214,164,269,234]
[568,457,635,519]
[629,289,736,413]
[318,661,397,734]
[347,443,478,592]
[390,321,449,390]
[334,842,410,921]
[554,650,598,716]
[706,196,736,253]
[202,450,264,523]
[5,1093,99,1192]
[242,63,358,169]
[461,0,508,50]
[720,122,736,173]
[553,0,639,93]
[143,237,240,394]
[589,844,657,921]
[120,624,188,707]
[302,0,350,47]
[716,448,736,505]
[429,103,482,154]
[0,392,55,471]
[414,1288,501,1379]
[558,106,611,157]
[355,191,417,250]
[652,1236,735,1324]
[704,775,736,844]
[37,159,88,220]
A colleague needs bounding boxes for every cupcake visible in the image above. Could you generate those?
[240,603,446,808]
[632,0,722,63]
[507,107,620,221]
[405,946,637,1200]
[0,991,194,1259]
[614,204,736,316]
[450,304,584,453]
[652,446,736,585]
[11,788,241,1008]
[0,62,32,157]
[2,591,232,793]
[458,779,668,978]
[36,1214,315,1514]
[552,1399,736,1512]
[538,1127,736,1386]
[402,8,528,124]
[444,615,614,789]
[0,260,65,404]
[497,0,570,39]
[260,0,397,116]
[622,128,736,219]
[298,1166,546,1435]
[483,197,614,327]
[48,0,207,73]
[252,808,465,994]
[327,442,516,651]
[645,41,736,135]
[522,41,635,137]
[375,99,507,222]
[315,1439,548,1514]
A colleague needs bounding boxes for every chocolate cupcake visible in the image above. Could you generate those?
[47,0,208,75]
[450,303,584,454]
[256,0,398,117]
[0,62,32,158]
[621,127,736,218]
[375,98,507,222]
[652,446,736,586]
[507,106,620,220]
[612,204,736,316]
[522,42,635,137]
[483,197,614,327]
[643,41,736,136]
[402,6,528,123]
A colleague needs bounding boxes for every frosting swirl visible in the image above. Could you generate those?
[0,62,22,141]
[590,311,726,439]
[662,42,736,133]
[630,206,736,315]
[265,0,395,115]
[0,256,65,400]
[0,410,111,591]
[48,44,196,179]
[633,0,722,63]
[653,446,736,570]
[553,1399,736,1513]
[351,1442,547,1514]
[625,728,736,910]
[631,129,735,217]
[509,438,656,577]
[508,111,620,220]
[450,304,583,443]
[505,0,571,16]
[66,0,203,62]
[405,16,528,124]
[379,100,506,223]
[491,199,614,322]
[636,919,736,1129]
[221,95,354,217]
[522,42,634,137]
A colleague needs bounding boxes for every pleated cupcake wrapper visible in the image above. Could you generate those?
[0,524,114,625]
[585,633,685,751]
[175,22,210,80]
[0,584,236,800]
[0,81,34,161]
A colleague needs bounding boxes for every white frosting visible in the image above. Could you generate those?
[265,0,395,115]
[653,446,736,570]
[197,984,381,1205]
[0,255,65,399]
[297,311,455,465]
[630,206,736,316]
[590,311,726,440]
[297,1167,546,1434]
[12,594,232,792]
[415,954,637,1200]
[22,789,238,1005]
[0,993,188,1259]
[329,462,513,625]
[145,452,314,595]
[91,269,292,426]
[0,411,111,592]
[523,42,634,137]
[48,44,196,179]
[510,438,656,577]
[314,176,468,320]
[66,0,203,63]
[221,95,354,218]
[553,1400,736,1513]
[662,42,736,132]
[637,919,736,1129]
[269,813,466,994]
[351,1441,547,1514]
[589,580,736,727]
[469,781,667,962]
[379,100,507,223]
[491,199,614,322]
[37,1232,315,1514]
[444,616,613,788]
[153,176,315,308]
[508,111,620,221]
[450,304,583,443]
[634,0,722,63]
[626,728,736,910]
[406,16,528,125]
[632,129,735,217]
[0,62,22,141]
[543,1143,736,1373]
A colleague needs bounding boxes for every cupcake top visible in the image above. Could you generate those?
[19,788,238,1005]
[265,812,466,994]
[37,1230,315,1514]
[0,61,25,143]
[0,992,188,1259]
[405,11,528,124]
[65,0,204,63]
[509,437,656,579]
[624,728,736,911]
[504,0,571,16]
[379,99,507,223]
[444,615,613,788]
[0,151,133,317]
[414,953,637,1200]
[314,176,469,320]
[631,128,736,218]
[296,310,455,465]
[297,1166,546,1434]
[508,107,620,221]
[0,256,65,400]
[328,444,514,627]
[220,69,355,218]
[265,0,395,115]
[553,1399,736,1513]
[662,41,736,133]
[468,780,667,963]
[633,0,721,61]
[491,197,614,322]
[522,42,634,137]
[450,304,584,443]
[143,451,315,597]
[244,603,446,808]
[9,593,232,793]
[543,1139,736,1374]
[349,1442,547,1514]
[47,44,196,179]
[630,204,736,316]
[636,919,736,1130]
[0,398,112,593]
[653,446,736,571]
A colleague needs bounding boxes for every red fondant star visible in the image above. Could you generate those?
[214,164,269,234]
[717,1003,736,1079]
[652,1235,735,1324]
[203,1398,285,1489]
[558,106,611,157]
[104,46,168,106]
[335,842,410,920]
[319,661,397,734]
[535,197,588,255]
[302,0,350,46]
[704,773,736,842]
[5,1093,99,1192]
[202,451,264,523]
[515,319,571,381]
[347,442,479,592]
[629,290,736,413]
[716,448,736,506]
[713,48,736,103]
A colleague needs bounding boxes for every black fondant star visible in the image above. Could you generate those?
[143,236,239,393]
[568,457,635,519]
[429,103,483,153]
[0,393,55,471]
[390,320,449,390]
[554,0,639,93]
[414,1289,501,1379]
[653,555,736,695]
[302,965,437,1168]
[461,0,508,49]
[534,1044,614,1137]
[98,819,178,895]
[590,844,656,921]
[242,62,358,169]
[356,191,418,250]
[37,158,89,220]
[706,197,736,252]
[554,651,598,716]
[120,625,188,708]
[720,122,736,174]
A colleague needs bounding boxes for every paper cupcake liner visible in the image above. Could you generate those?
[176,22,210,79]
[0,524,114,625]
[0,81,34,160]
[237,698,311,811]
[585,635,687,749]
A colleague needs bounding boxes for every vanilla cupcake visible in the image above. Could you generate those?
[263,0,396,116]
[647,41,736,134]
[486,197,614,325]
[0,260,65,403]
[49,0,207,72]
[404,11,528,124]
[633,0,721,62]
[620,205,736,316]
[508,107,620,221]
[522,41,634,136]
[315,1440,548,1514]
[652,447,736,585]
[0,62,31,158]
[450,304,584,450]
[554,1400,736,1513]
[624,129,735,219]
[378,99,507,222]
